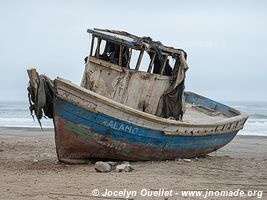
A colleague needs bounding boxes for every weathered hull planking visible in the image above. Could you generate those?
[53,99,238,161]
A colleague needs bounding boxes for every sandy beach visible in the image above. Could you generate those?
[0,127,266,200]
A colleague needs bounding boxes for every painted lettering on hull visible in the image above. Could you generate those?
[96,115,143,135]
[61,104,144,135]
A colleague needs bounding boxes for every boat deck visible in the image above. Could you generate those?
[183,103,228,124]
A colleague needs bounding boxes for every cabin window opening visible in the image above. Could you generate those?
[99,40,119,64]
[150,53,161,75]
[168,56,176,70]
[89,36,98,57]
[99,40,107,55]
[95,40,130,68]
[162,56,175,76]
[129,49,140,69]
[139,51,151,72]
[148,53,173,76]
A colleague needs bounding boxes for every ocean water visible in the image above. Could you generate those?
[0,101,53,128]
[225,101,267,137]
[0,101,266,136]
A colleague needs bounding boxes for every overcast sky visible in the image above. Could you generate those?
[0,0,266,102]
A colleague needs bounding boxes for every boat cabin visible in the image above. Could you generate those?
[81,28,189,120]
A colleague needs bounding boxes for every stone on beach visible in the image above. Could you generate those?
[106,161,118,170]
[115,162,133,172]
[183,159,192,162]
[94,161,133,173]
[94,161,112,173]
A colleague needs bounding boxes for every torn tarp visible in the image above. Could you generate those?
[27,75,55,128]
[156,51,189,120]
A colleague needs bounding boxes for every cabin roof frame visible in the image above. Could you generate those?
[87,28,183,57]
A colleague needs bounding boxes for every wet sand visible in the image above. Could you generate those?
[0,127,266,199]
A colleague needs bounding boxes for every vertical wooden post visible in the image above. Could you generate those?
[135,49,144,71]
[95,37,101,58]
[27,68,39,89]
[147,52,156,73]
[173,57,179,72]
[89,36,95,56]
[160,55,168,75]
[119,45,122,66]
[126,48,132,68]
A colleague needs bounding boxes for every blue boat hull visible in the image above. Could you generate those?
[53,99,237,161]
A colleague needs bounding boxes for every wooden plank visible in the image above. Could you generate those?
[126,48,132,68]
[119,45,122,66]
[95,37,101,58]
[89,36,95,56]
[27,68,39,89]
[147,53,156,73]
[87,29,143,49]
[160,55,168,75]
[135,49,144,71]
[89,56,123,72]
[159,45,182,55]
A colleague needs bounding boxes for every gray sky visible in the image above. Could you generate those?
[0,0,266,102]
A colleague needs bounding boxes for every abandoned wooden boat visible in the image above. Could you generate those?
[27,28,248,162]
